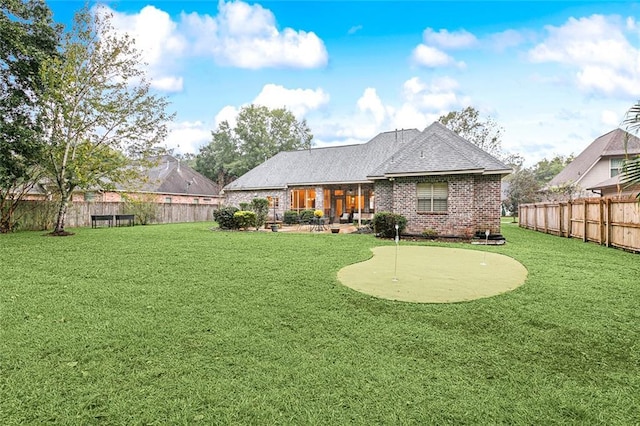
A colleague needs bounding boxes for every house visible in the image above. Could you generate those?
[222,122,512,237]
[26,155,223,206]
[547,128,640,199]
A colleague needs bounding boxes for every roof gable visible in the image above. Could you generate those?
[369,122,510,177]
[548,128,640,187]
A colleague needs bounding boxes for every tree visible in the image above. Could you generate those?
[503,167,540,218]
[39,7,172,235]
[195,121,241,187]
[0,0,59,233]
[532,154,574,185]
[439,106,504,159]
[622,103,640,200]
[196,105,312,185]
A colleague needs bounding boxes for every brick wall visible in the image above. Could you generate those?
[383,174,502,237]
[374,180,393,212]
[225,189,288,220]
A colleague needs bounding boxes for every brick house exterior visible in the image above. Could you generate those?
[223,123,511,237]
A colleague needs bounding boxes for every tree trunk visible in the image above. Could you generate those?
[52,194,71,235]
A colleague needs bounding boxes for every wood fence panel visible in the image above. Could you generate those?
[570,202,585,240]
[16,200,218,229]
[519,197,639,253]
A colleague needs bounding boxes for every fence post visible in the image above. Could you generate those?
[583,199,587,242]
[606,198,612,248]
[567,201,573,238]
[599,199,604,245]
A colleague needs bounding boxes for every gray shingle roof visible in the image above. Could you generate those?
[133,155,220,196]
[548,128,640,187]
[223,129,420,190]
[369,122,510,177]
[224,123,510,192]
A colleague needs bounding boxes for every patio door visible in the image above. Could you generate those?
[335,198,344,220]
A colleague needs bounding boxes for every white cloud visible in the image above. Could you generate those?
[487,29,528,51]
[357,88,387,125]
[411,28,473,68]
[412,45,461,68]
[151,76,184,92]
[214,106,240,129]
[181,1,328,69]
[601,110,622,127]
[253,84,330,117]
[528,14,640,96]
[315,76,469,144]
[421,28,477,49]
[348,25,363,35]
[103,5,186,92]
[213,84,330,130]
[402,76,469,112]
[164,121,211,154]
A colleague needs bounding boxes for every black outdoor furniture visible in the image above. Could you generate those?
[91,214,135,228]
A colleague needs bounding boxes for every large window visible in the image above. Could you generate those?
[290,189,315,212]
[611,158,624,177]
[417,182,448,212]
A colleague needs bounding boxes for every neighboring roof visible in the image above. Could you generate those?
[548,128,640,187]
[368,122,511,178]
[224,123,510,191]
[586,174,640,192]
[135,155,221,196]
[223,129,420,191]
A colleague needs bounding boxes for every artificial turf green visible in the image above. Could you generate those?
[1,222,639,424]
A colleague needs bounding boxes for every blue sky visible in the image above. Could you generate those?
[47,1,640,165]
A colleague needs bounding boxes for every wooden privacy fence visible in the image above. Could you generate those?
[15,200,220,230]
[519,198,640,252]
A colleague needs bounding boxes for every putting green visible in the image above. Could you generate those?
[337,246,528,303]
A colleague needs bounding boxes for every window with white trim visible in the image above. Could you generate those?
[417,182,448,212]
[610,158,624,177]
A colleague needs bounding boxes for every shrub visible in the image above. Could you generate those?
[372,212,407,238]
[213,206,239,230]
[422,228,438,238]
[250,198,269,230]
[123,194,158,225]
[239,202,250,211]
[313,209,323,218]
[299,209,315,222]
[233,210,256,230]
[283,210,299,225]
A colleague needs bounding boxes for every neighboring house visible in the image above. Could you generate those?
[223,122,512,237]
[547,128,640,199]
[26,155,223,206]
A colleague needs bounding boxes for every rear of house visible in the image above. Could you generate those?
[223,122,511,237]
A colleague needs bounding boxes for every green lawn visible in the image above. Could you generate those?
[1,223,638,424]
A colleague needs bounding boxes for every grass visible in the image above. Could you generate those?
[1,222,639,424]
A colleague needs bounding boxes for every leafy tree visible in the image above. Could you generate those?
[532,154,574,185]
[622,103,640,200]
[0,0,59,233]
[39,7,172,235]
[196,105,312,185]
[502,167,540,218]
[439,106,504,159]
